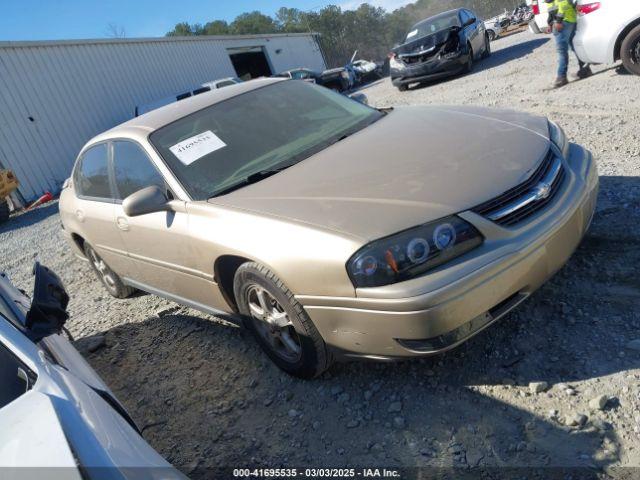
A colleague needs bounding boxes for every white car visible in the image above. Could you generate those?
[0,264,183,478]
[574,0,640,74]
[135,78,243,116]
[527,0,551,34]
[201,77,243,89]
[484,19,504,41]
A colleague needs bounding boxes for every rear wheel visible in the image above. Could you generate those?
[0,200,9,224]
[84,243,135,298]
[621,24,640,75]
[398,84,408,92]
[234,262,331,378]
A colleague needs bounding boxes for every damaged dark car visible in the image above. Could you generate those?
[390,8,491,91]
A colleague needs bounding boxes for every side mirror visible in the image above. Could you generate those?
[122,186,169,217]
[464,17,476,27]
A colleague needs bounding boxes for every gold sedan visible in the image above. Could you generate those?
[59,78,598,378]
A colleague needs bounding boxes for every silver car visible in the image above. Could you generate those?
[0,264,183,478]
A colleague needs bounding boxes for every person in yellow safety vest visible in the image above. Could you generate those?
[545,0,592,88]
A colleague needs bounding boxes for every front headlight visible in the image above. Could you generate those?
[548,120,569,159]
[347,216,483,288]
[389,54,405,70]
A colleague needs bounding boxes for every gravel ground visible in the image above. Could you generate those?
[1,31,639,478]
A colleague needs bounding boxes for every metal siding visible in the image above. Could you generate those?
[0,35,325,201]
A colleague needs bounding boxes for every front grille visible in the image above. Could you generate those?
[401,50,438,65]
[472,151,565,227]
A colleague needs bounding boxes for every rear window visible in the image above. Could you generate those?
[74,144,111,199]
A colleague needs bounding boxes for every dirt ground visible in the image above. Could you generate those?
[1,30,639,478]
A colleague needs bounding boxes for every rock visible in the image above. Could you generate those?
[529,381,549,394]
[589,395,608,411]
[393,416,405,428]
[347,420,359,429]
[186,460,200,473]
[388,401,402,413]
[330,386,344,396]
[263,398,273,407]
[625,339,640,351]
[337,393,350,404]
[565,388,577,396]
[364,390,373,401]
[566,413,588,428]
[288,409,299,418]
[156,306,180,318]
[86,335,106,353]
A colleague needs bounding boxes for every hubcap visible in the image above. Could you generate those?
[632,40,640,64]
[88,248,116,290]
[246,285,302,362]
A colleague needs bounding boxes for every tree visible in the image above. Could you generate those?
[166,22,194,37]
[230,11,278,35]
[203,20,231,35]
[275,7,305,33]
[105,23,126,38]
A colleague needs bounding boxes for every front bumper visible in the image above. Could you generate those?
[391,53,469,86]
[298,144,598,360]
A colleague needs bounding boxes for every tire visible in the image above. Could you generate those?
[529,20,541,34]
[482,34,492,59]
[398,84,408,92]
[0,200,9,224]
[233,262,331,378]
[464,45,474,73]
[620,24,640,76]
[84,242,135,298]
[487,29,496,42]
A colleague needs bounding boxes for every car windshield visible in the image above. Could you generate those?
[405,11,461,42]
[149,81,383,199]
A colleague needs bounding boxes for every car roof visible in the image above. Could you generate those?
[87,77,283,147]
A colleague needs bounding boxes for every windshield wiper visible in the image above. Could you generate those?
[210,165,293,198]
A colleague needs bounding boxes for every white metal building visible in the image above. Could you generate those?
[0,33,326,202]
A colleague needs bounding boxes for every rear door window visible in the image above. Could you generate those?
[112,141,166,200]
[74,144,112,200]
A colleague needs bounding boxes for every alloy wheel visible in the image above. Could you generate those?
[632,40,640,65]
[88,247,117,291]
[246,284,302,362]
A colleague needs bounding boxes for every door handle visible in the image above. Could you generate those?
[116,217,129,231]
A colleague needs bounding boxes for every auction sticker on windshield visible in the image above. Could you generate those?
[169,130,226,165]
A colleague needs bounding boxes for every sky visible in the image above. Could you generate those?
[0,0,415,42]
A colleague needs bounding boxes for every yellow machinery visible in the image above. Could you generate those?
[0,169,19,223]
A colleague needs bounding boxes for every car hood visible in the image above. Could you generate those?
[393,28,460,57]
[210,105,551,241]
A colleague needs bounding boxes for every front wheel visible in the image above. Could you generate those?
[487,29,496,42]
[397,84,408,92]
[482,34,492,58]
[621,24,640,75]
[233,262,331,378]
[464,45,474,73]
